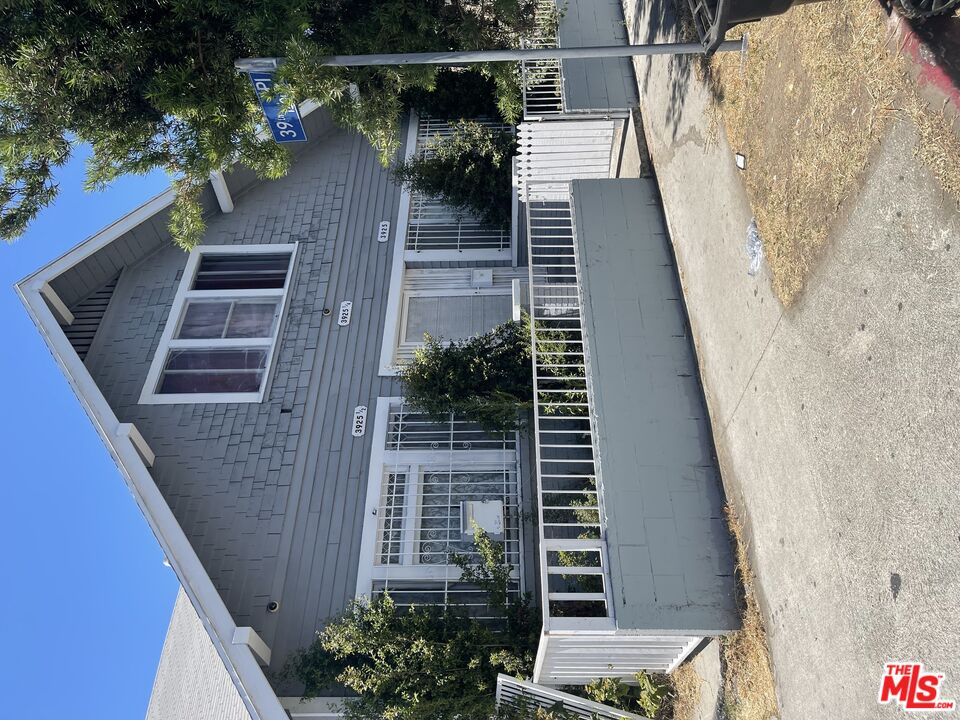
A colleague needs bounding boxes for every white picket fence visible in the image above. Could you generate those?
[496,674,648,720]
[515,120,619,202]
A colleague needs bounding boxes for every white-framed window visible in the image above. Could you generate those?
[139,244,297,405]
[356,398,524,616]
[383,267,525,370]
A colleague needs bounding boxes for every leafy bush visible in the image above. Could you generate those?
[398,320,532,433]
[402,69,504,122]
[393,121,517,228]
[287,596,497,720]
[453,528,540,676]
[286,529,539,720]
[399,64,523,127]
[581,673,671,719]
[1,0,535,247]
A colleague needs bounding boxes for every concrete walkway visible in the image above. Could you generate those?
[621,0,960,718]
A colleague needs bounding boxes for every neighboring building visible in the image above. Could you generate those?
[146,588,252,720]
[18,3,738,719]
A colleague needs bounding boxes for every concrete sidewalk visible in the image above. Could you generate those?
[621,0,960,717]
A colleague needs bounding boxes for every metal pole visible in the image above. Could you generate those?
[235,38,744,72]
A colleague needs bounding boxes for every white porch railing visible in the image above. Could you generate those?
[496,674,648,720]
[534,632,705,681]
[526,184,616,666]
[521,0,564,118]
[526,183,704,683]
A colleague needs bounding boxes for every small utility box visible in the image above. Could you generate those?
[461,499,505,541]
[471,268,494,288]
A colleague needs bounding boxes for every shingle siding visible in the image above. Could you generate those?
[84,123,406,687]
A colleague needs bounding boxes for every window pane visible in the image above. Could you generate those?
[404,295,511,344]
[192,253,290,290]
[164,348,266,371]
[177,301,230,339]
[377,473,407,565]
[159,371,263,394]
[158,349,267,394]
[226,302,279,338]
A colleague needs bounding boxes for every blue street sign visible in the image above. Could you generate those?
[248,72,307,143]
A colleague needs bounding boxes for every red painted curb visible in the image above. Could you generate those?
[884,4,960,113]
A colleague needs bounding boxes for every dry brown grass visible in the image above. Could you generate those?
[670,662,703,720]
[909,95,960,205]
[720,505,779,720]
[708,0,908,305]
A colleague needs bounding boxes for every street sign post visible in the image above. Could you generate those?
[248,72,307,143]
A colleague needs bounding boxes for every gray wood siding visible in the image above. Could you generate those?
[48,109,338,310]
[83,124,407,687]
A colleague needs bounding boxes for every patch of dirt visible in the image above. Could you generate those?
[719,505,780,720]
[670,661,704,720]
[707,0,907,305]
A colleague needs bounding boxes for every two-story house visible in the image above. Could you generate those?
[19,3,739,718]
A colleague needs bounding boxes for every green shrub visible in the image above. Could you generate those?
[393,121,517,228]
[285,528,540,720]
[402,69,504,122]
[398,321,532,434]
[286,595,501,720]
[581,673,671,718]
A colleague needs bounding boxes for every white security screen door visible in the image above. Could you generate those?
[363,400,524,618]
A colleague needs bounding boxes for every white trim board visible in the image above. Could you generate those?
[354,397,396,599]
[402,248,510,264]
[378,112,420,377]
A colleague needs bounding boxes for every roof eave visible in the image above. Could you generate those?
[16,224,287,720]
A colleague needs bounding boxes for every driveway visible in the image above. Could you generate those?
[621,0,960,717]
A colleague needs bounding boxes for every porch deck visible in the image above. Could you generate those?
[571,178,738,635]
[557,0,639,113]
[525,179,737,684]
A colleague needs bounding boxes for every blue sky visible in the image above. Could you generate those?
[0,148,179,719]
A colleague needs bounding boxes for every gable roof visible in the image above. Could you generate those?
[15,102,328,720]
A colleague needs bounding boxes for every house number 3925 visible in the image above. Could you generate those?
[352,406,367,437]
[338,301,352,327]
